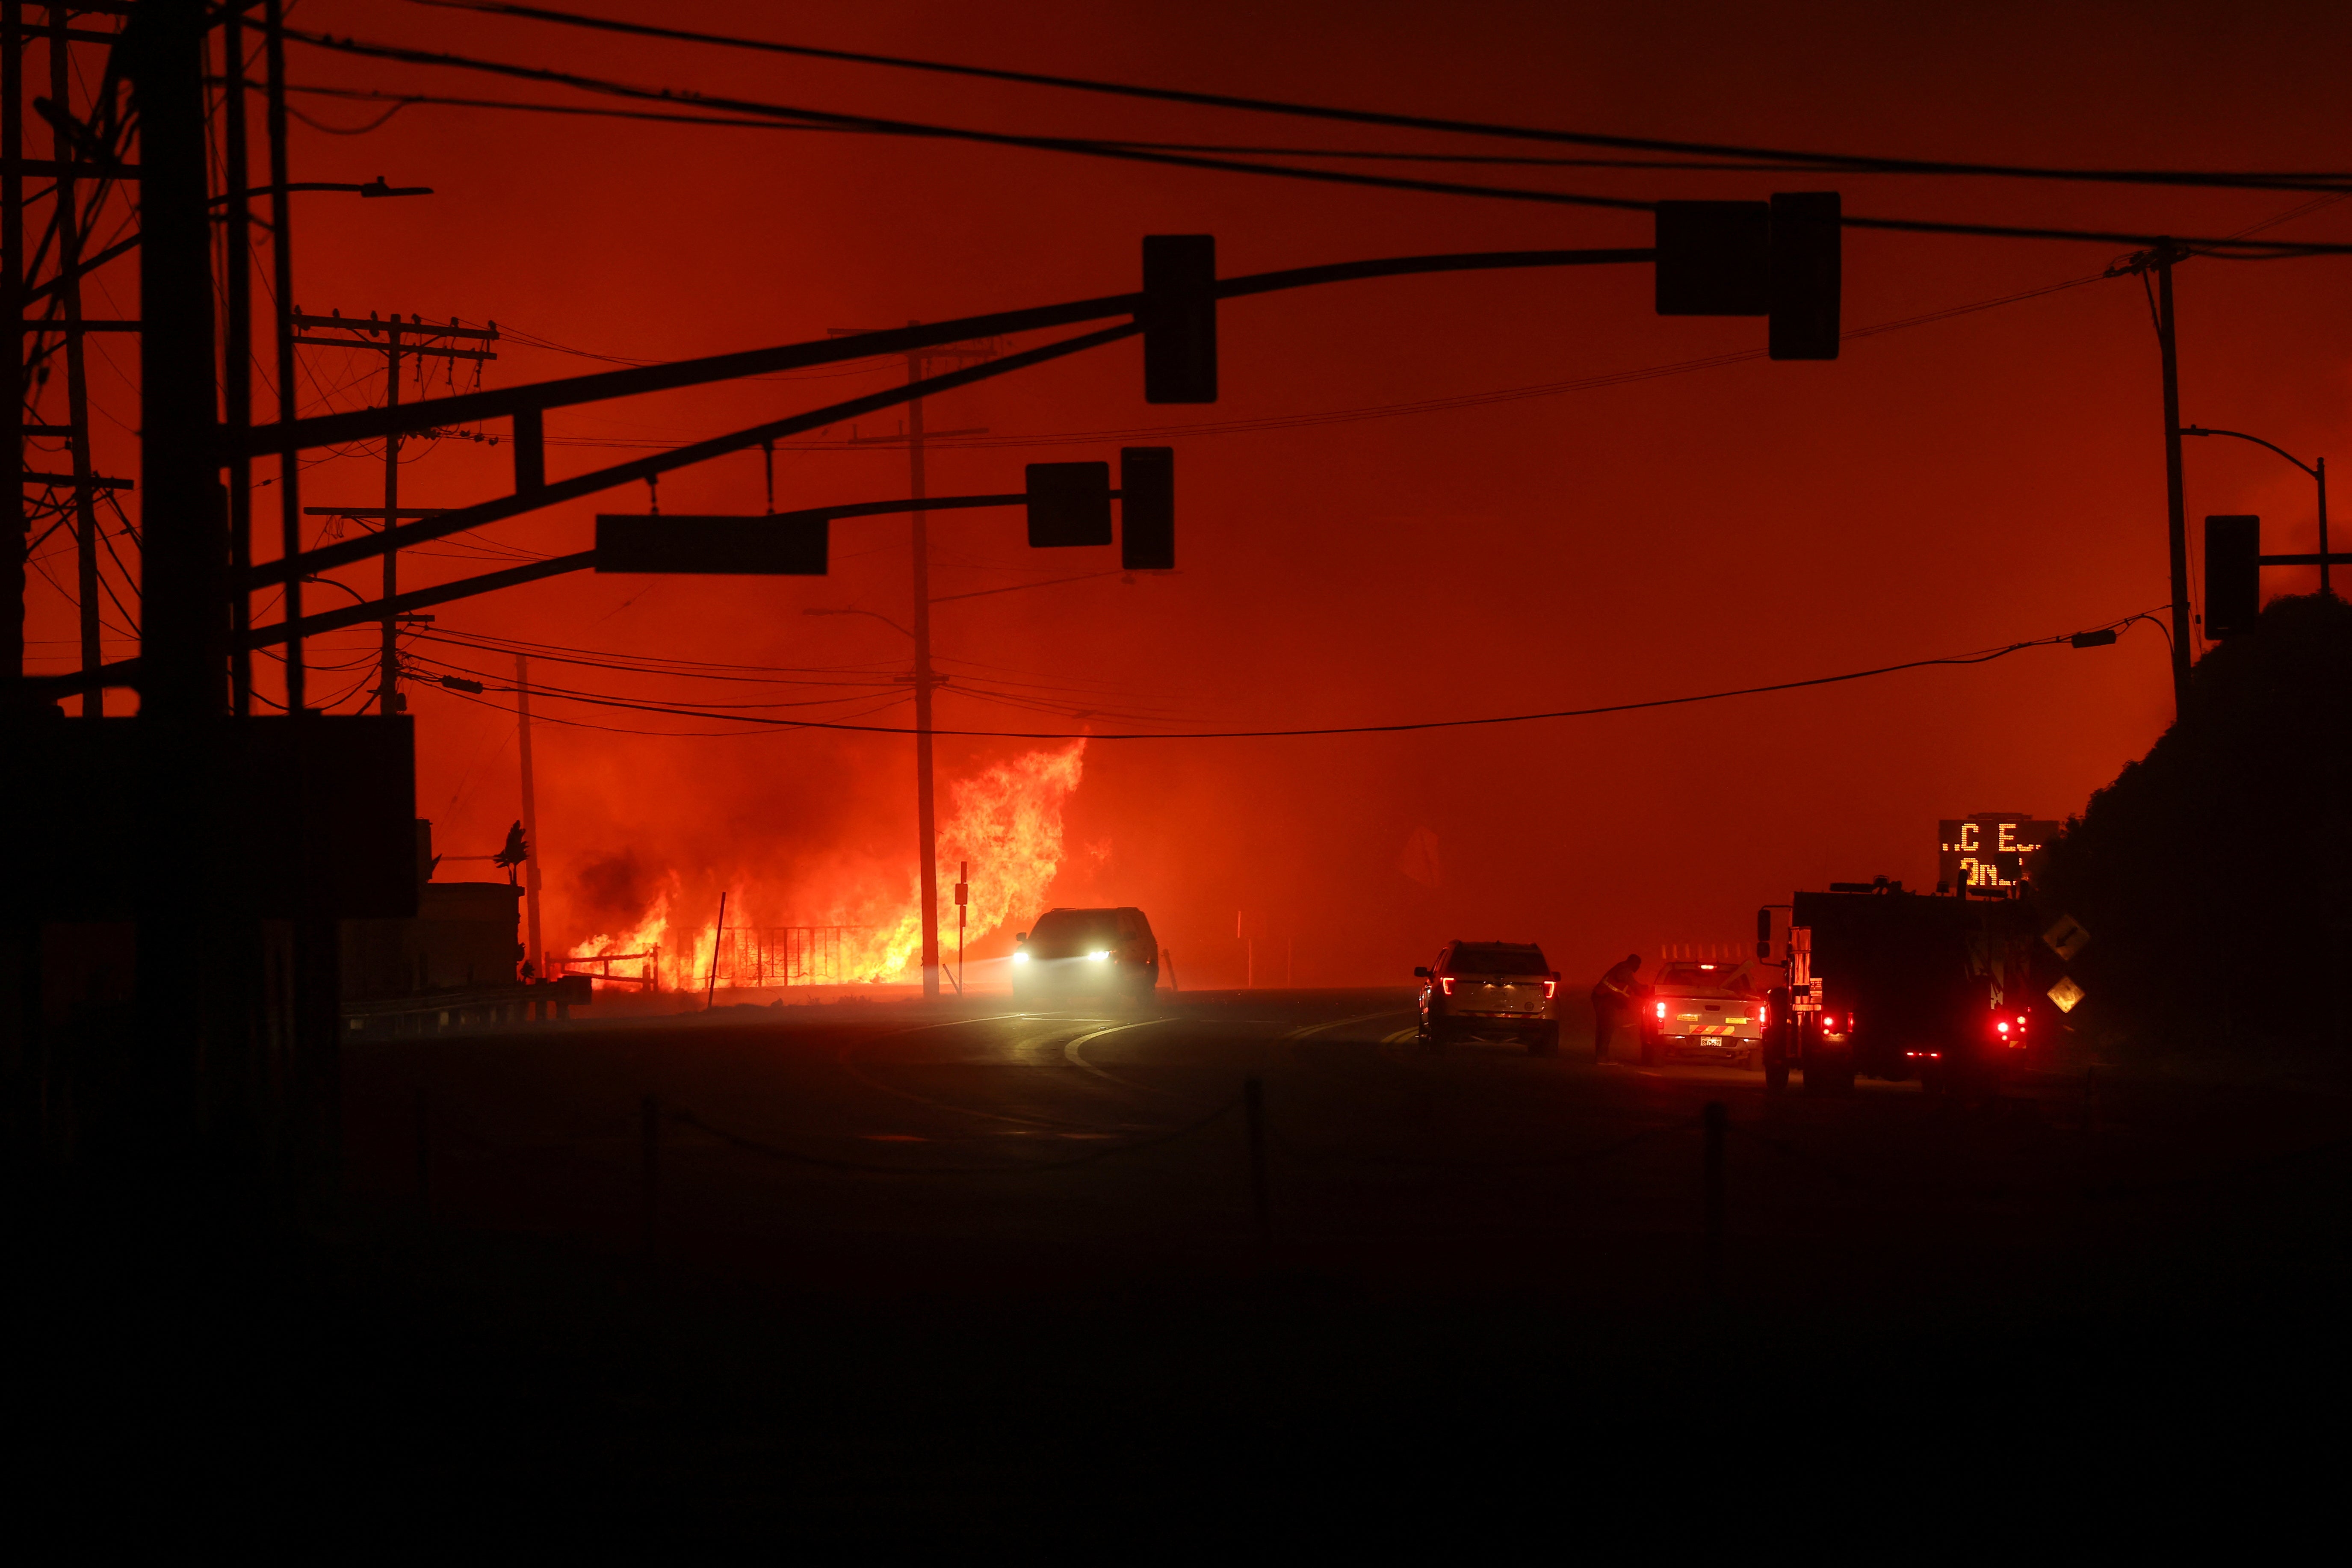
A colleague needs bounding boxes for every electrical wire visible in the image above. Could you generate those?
[286,27,2352,256]
[423,674,914,737]
[268,81,2027,177]
[386,608,2171,742]
[413,1,2352,197]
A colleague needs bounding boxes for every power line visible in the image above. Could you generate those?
[286,27,2352,256]
[267,81,2015,177]
[402,610,2169,742]
[414,1,2352,197]
[485,266,2118,462]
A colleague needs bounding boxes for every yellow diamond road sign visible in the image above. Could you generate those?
[2048,976,2086,1014]
[2043,913,2091,963]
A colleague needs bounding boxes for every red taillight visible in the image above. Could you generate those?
[1654,1001,1666,1020]
[1997,1020,2010,1034]
[1758,1003,1770,1028]
[1438,975,1454,996]
[1543,979,1557,999]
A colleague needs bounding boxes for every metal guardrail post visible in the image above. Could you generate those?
[640,1093,660,1266]
[1702,1101,1727,1294]
[414,1087,431,1219]
[1244,1077,1270,1241]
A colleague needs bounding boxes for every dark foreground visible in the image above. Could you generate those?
[17,989,2351,1544]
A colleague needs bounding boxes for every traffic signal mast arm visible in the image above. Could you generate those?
[36,474,1152,694]
[165,222,1826,700]
[242,319,1141,589]
[236,242,1654,470]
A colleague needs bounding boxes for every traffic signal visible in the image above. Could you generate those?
[1655,202,1768,315]
[1768,191,1841,360]
[1027,461,1113,546]
[594,514,828,574]
[2205,514,2261,636]
[1653,192,1841,360]
[1120,446,1175,570]
[1142,234,1216,403]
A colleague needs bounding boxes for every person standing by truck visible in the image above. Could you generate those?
[1591,954,1643,1062]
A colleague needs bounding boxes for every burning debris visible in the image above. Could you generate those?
[566,742,1087,990]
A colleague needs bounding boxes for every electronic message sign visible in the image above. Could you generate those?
[1938,814,2062,895]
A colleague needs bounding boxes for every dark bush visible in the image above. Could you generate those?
[2042,594,2352,1054]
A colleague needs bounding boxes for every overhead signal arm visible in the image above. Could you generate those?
[38,458,1180,694]
[74,222,1834,702]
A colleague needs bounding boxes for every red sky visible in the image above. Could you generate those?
[32,0,2352,986]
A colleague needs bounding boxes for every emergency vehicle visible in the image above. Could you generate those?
[1760,878,2041,1094]
[1639,959,1770,1068]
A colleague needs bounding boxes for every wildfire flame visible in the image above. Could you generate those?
[564,741,1087,991]
[574,887,672,990]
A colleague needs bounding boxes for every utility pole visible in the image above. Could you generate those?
[221,1,254,715]
[4,0,24,694]
[128,0,222,1150]
[906,340,941,998]
[833,326,995,998]
[45,4,104,716]
[515,650,543,979]
[287,312,496,712]
[2154,242,2194,711]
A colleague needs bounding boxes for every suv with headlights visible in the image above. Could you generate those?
[1415,940,1560,1054]
[1013,907,1159,1006]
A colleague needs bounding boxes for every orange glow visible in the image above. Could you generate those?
[575,889,672,991]
[567,741,1087,990]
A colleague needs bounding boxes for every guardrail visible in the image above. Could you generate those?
[343,972,592,1036]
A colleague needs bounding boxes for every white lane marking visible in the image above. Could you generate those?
[1062,1019,1209,1101]
[1283,1008,1414,1042]
[834,1023,1138,1131]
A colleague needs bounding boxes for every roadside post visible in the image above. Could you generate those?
[1703,1101,1728,1295]
[641,1093,660,1268]
[1245,1077,1270,1241]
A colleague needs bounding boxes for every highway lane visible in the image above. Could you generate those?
[344,989,1728,1292]
[33,986,2341,1544]
[341,984,2352,1329]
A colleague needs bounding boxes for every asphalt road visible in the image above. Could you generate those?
[26,989,2351,1544]
[338,986,2352,1316]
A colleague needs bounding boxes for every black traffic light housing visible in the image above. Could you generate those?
[1655,202,1769,314]
[2205,514,2261,636]
[1654,192,1841,360]
[1029,452,1178,567]
[595,514,828,574]
[1143,235,1216,403]
[1120,446,1175,570]
[1026,462,1113,546]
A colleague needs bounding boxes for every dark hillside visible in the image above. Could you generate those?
[2044,594,2352,1054]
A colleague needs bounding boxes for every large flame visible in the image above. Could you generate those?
[564,741,1087,990]
[845,740,1088,980]
[573,887,672,990]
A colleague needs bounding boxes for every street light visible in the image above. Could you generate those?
[2180,425,2331,599]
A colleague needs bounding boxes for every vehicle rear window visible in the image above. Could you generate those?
[1656,963,1758,992]
[1028,909,1123,958]
[1449,945,1549,975]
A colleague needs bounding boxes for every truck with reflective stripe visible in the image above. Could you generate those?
[1638,960,1769,1068]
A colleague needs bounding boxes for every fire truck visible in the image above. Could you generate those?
[1758,877,2041,1094]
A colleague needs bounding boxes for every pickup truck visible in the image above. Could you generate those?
[1416,940,1562,1055]
[1640,960,1770,1069]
